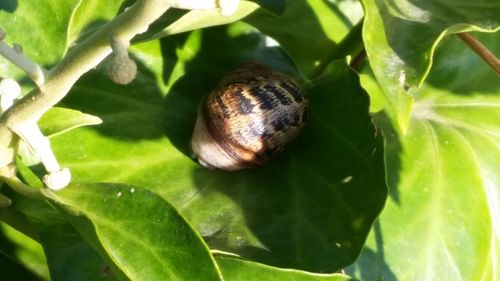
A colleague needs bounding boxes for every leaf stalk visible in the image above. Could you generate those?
[0,31,46,86]
[458,32,500,75]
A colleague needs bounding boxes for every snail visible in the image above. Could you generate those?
[191,62,308,171]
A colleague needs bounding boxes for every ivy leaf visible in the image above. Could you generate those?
[45,183,223,281]
[0,190,120,281]
[0,215,49,280]
[217,256,356,281]
[39,107,102,138]
[349,33,500,280]
[361,0,500,132]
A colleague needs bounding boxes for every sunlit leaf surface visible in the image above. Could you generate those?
[361,0,500,131]
[46,183,223,281]
[349,32,500,281]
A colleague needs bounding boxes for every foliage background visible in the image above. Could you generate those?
[0,0,498,280]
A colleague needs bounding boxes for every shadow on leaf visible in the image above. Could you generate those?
[157,27,390,271]
[0,0,17,13]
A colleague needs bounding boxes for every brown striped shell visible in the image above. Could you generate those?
[191,62,308,171]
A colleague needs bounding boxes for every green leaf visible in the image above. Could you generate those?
[48,24,386,273]
[45,183,223,281]
[0,0,78,78]
[0,220,49,280]
[350,33,500,280]
[147,1,259,39]
[38,221,120,281]
[0,251,44,281]
[217,256,356,281]
[359,66,386,113]
[245,0,363,78]
[66,0,123,47]
[16,107,101,167]
[361,0,500,131]
[39,107,102,138]
[1,190,119,281]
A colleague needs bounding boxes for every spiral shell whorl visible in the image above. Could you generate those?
[192,62,308,170]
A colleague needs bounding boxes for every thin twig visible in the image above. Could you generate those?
[0,35,46,86]
[458,32,500,75]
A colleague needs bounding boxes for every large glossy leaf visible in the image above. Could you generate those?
[216,256,356,281]
[362,0,500,131]
[45,183,223,281]
[43,23,387,273]
[245,0,363,78]
[349,33,500,280]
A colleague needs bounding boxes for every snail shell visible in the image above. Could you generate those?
[191,62,308,171]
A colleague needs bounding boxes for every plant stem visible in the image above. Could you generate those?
[0,0,174,162]
[458,32,500,75]
[311,18,364,78]
[0,40,46,86]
